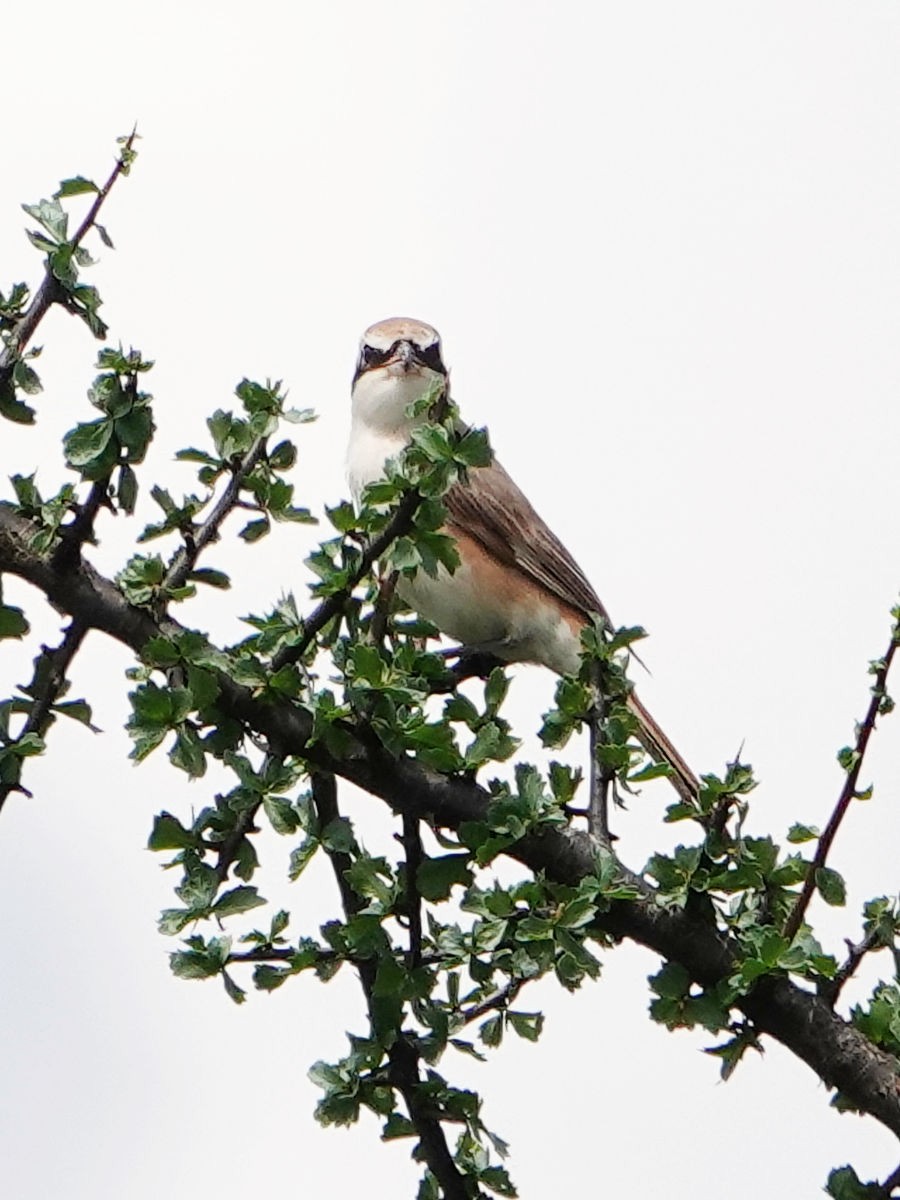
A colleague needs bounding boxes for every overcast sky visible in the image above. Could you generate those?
[2,3,900,1197]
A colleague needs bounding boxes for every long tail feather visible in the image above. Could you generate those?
[627,691,699,804]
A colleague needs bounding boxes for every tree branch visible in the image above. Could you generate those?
[819,926,884,1010]
[0,129,137,389]
[163,437,268,594]
[310,772,474,1200]
[784,615,900,942]
[459,980,524,1027]
[273,489,424,671]
[0,618,88,812]
[3,504,900,1141]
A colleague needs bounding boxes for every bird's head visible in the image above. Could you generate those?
[351,317,447,432]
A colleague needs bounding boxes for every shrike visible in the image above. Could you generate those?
[347,316,697,803]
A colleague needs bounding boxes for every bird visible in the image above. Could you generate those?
[347,316,698,806]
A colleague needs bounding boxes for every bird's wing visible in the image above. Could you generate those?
[443,457,611,625]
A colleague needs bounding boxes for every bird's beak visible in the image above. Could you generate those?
[390,340,418,374]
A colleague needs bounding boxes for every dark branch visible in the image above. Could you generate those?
[0,130,138,388]
[784,616,900,942]
[163,437,268,594]
[311,772,474,1200]
[819,926,884,1009]
[459,979,524,1027]
[273,489,424,672]
[402,812,424,970]
[370,570,398,646]
[52,477,116,569]
[0,618,88,812]
[3,505,900,1141]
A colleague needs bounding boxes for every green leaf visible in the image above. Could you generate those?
[479,1014,503,1047]
[288,836,319,880]
[253,964,290,992]
[222,971,246,1004]
[52,699,98,730]
[169,728,207,778]
[170,948,223,980]
[213,885,266,918]
[649,962,690,1000]
[55,176,99,198]
[63,418,114,469]
[0,606,29,639]
[148,812,197,851]
[320,816,356,853]
[263,794,301,836]
[506,1010,544,1042]
[786,822,820,844]
[117,463,138,513]
[13,360,42,395]
[825,1166,884,1199]
[0,383,36,424]
[417,854,474,902]
[816,867,847,907]
[22,197,68,242]
[382,1113,417,1140]
[239,517,270,543]
[188,568,231,590]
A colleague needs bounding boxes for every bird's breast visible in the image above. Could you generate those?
[346,425,407,505]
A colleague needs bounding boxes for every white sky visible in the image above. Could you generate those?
[1,2,900,1196]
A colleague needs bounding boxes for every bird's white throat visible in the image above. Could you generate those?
[347,368,438,503]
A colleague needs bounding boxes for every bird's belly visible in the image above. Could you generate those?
[398,529,584,676]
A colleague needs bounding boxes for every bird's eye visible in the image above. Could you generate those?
[361,345,387,368]
[418,343,445,373]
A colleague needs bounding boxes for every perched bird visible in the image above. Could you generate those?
[347,316,697,804]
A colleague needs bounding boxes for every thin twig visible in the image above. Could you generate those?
[784,618,900,942]
[402,812,424,970]
[459,979,524,1026]
[163,437,268,594]
[273,489,424,671]
[588,664,612,842]
[53,368,141,568]
[0,129,138,385]
[52,477,116,568]
[819,926,883,1009]
[213,800,261,883]
[0,619,88,812]
[226,946,299,963]
[370,570,398,646]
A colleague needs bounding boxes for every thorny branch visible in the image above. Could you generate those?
[587,667,613,842]
[820,926,884,1009]
[0,129,137,390]
[402,811,424,970]
[783,615,900,943]
[163,437,268,594]
[459,979,525,1027]
[53,478,116,569]
[0,618,88,812]
[311,772,475,1200]
[3,506,900,1142]
[274,488,425,672]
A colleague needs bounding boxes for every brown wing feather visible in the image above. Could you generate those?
[444,458,610,624]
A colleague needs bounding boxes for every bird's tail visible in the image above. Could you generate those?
[627,691,700,804]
